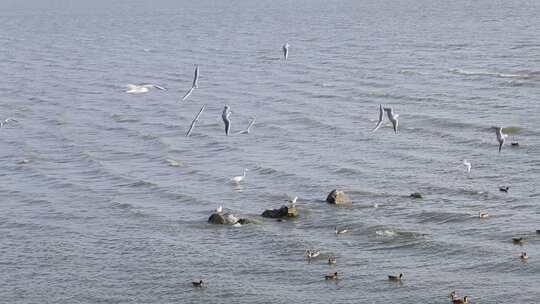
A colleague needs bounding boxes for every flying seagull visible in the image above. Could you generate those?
[495,127,508,152]
[234,116,256,135]
[383,107,399,133]
[222,105,231,136]
[185,105,206,137]
[282,42,290,60]
[125,84,166,94]
[181,65,199,101]
[372,104,384,132]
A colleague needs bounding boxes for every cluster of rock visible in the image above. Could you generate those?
[207,189,425,225]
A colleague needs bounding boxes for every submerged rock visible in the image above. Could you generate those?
[208,212,239,225]
[326,189,352,205]
[409,192,422,199]
[208,211,255,225]
[261,205,299,218]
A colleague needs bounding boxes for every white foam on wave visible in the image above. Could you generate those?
[376,229,397,237]
[449,68,523,78]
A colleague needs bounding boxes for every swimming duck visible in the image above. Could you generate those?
[388,273,403,282]
[452,296,469,304]
[536,229,540,234]
[520,252,528,260]
[479,212,489,218]
[499,186,510,193]
[449,291,458,300]
[511,136,519,146]
[325,272,339,280]
[192,280,205,288]
[328,256,337,265]
[512,237,524,244]
[305,250,320,259]
[335,226,350,235]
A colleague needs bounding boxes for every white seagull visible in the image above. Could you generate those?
[463,159,471,173]
[235,116,256,135]
[222,105,232,136]
[181,65,199,101]
[305,250,320,259]
[186,105,206,137]
[335,226,350,235]
[125,84,166,94]
[383,107,399,133]
[282,42,290,60]
[0,117,18,128]
[496,127,508,152]
[286,196,298,207]
[372,104,384,132]
[231,168,248,183]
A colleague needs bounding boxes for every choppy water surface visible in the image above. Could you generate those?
[1,0,539,303]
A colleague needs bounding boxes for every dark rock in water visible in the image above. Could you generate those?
[326,189,352,205]
[208,212,255,225]
[208,212,239,225]
[511,142,519,147]
[409,192,422,199]
[261,205,299,218]
[238,218,256,225]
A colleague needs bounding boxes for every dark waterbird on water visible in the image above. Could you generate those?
[325,272,339,280]
[328,256,337,265]
[192,280,205,288]
[388,273,403,282]
[452,296,469,304]
[499,186,509,193]
[512,237,525,244]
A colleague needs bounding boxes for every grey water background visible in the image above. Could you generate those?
[1,0,540,303]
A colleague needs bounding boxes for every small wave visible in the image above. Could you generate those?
[449,68,523,79]
[111,202,133,209]
[111,113,140,123]
[398,69,418,75]
[121,180,158,188]
[166,158,184,167]
[376,229,397,237]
